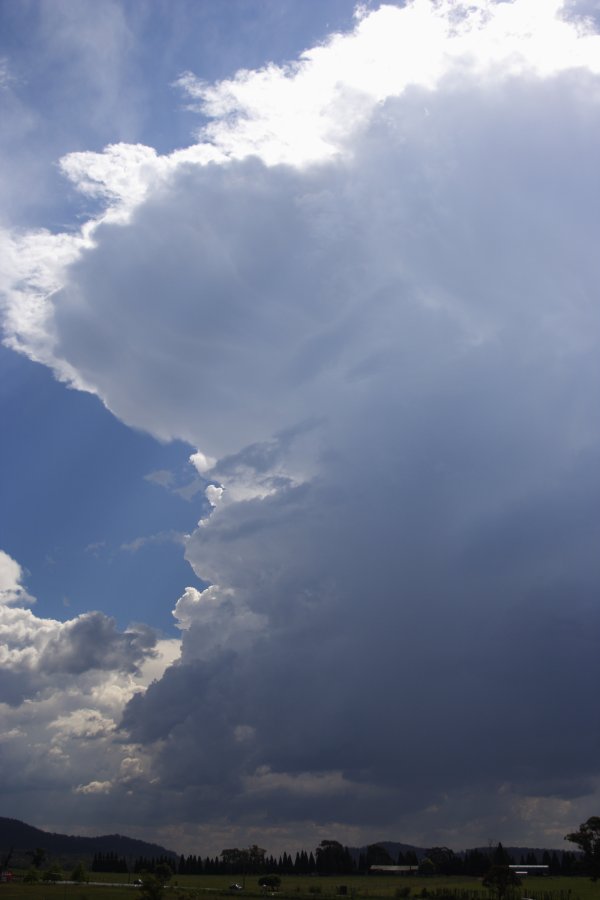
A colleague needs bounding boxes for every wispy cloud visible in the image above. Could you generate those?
[85,541,106,557]
[0,57,13,90]
[143,469,175,488]
[120,531,186,554]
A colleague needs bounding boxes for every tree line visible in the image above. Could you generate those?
[90,841,581,878]
[30,818,600,884]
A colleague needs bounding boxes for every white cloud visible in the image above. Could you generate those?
[136,638,181,688]
[243,767,378,798]
[204,484,224,508]
[0,593,159,707]
[0,550,180,831]
[176,0,600,166]
[0,548,34,605]
[189,450,216,474]
[119,755,146,782]
[173,585,266,661]
[75,780,113,795]
[3,1,600,446]
[120,531,185,553]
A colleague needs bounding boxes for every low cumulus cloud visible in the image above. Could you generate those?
[0,549,168,830]
[2,0,600,849]
[0,552,158,706]
[0,548,34,605]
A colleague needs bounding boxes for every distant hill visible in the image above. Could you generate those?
[0,817,177,866]
[0,818,576,872]
[347,841,425,862]
[466,846,573,861]
[349,841,573,863]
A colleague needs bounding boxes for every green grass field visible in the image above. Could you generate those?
[0,874,597,900]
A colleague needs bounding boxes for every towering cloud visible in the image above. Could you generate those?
[2,0,600,850]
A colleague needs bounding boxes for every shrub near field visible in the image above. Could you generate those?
[0,874,595,900]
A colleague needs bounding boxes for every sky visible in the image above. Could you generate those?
[1,0,600,859]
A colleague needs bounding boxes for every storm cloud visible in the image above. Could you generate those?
[2,0,600,853]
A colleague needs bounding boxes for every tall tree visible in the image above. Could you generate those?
[427,847,457,875]
[31,848,46,869]
[492,843,511,867]
[365,845,393,867]
[315,841,353,874]
[566,817,600,880]
[221,848,246,872]
[482,865,521,900]
[249,846,267,872]
[70,862,88,883]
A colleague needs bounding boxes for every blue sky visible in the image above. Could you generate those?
[0,0,361,226]
[2,0,600,859]
[0,344,202,632]
[0,0,361,632]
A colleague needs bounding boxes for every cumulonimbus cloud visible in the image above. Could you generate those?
[2,0,600,849]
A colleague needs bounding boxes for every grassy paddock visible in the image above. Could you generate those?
[169,875,592,900]
[1,875,595,900]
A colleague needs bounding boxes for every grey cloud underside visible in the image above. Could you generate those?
[122,426,600,823]
[54,75,600,453]
[34,67,600,830]
[0,611,156,706]
[40,613,156,675]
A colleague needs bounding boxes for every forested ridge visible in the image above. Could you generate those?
[0,819,583,877]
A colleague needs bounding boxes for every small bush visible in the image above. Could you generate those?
[23,868,40,883]
[139,874,166,900]
[71,862,89,883]
[43,865,64,882]
[259,875,282,891]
